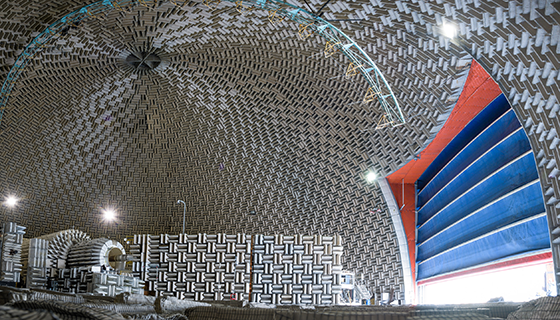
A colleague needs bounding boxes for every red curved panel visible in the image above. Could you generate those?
[386,60,502,285]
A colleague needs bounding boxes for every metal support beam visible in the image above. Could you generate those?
[378,178,414,305]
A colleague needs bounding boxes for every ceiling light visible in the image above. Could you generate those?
[441,22,457,38]
[4,196,18,207]
[366,171,378,183]
[103,208,116,221]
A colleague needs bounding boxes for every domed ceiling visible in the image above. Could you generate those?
[0,0,558,293]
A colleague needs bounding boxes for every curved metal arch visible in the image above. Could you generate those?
[0,0,405,128]
[242,0,405,127]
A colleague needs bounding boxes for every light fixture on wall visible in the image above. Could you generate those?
[366,171,378,183]
[4,195,18,208]
[102,208,116,222]
[440,22,458,39]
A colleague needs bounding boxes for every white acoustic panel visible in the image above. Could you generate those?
[131,233,343,304]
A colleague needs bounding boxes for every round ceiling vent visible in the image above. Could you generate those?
[125,52,161,71]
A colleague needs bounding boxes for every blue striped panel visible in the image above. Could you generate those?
[418,216,550,280]
[417,181,545,262]
[417,128,531,226]
[415,93,549,281]
[417,152,539,244]
[417,94,512,191]
[417,110,522,213]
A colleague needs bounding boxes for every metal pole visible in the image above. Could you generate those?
[177,200,186,234]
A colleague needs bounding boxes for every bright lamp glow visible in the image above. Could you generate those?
[420,262,556,304]
[103,209,116,221]
[4,196,18,207]
[366,171,378,183]
[441,22,457,38]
